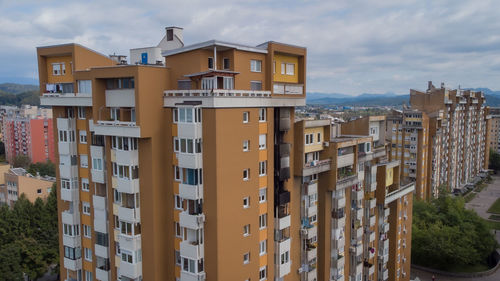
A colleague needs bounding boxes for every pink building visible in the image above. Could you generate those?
[2,108,55,164]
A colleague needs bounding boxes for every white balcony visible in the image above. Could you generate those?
[367,198,376,209]
[355,227,363,239]
[337,175,358,190]
[93,209,107,234]
[382,223,389,233]
[333,197,346,209]
[307,225,317,239]
[105,89,135,107]
[382,268,389,280]
[303,159,331,177]
[354,262,363,275]
[307,182,318,195]
[62,235,81,248]
[379,254,388,264]
[273,83,303,95]
[332,216,346,229]
[379,239,389,255]
[179,183,203,200]
[96,267,110,281]
[180,241,204,260]
[278,215,291,230]
[332,237,345,249]
[369,215,376,227]
[179,212,205,230]
[64,257,82,271]
[351,244,362,256]
[62,210,80,225]
[369,232,375,242]
[366,264,375,276]
[367,181,377,193]
[277,259,291,278]
[61,188,79,202]
[92,169,106,184]
[307,247,317,261]
[94,244,109,258]
[332,255,345,269]
[120,261,142,279]
[353,189,363,201]
[112,149,139,166]
[177,153,203,169]
[58,141,77,155]
[94,121,140,138]
[180,271,206,281]
[57,118,76,131]
[356,208,363,220]
[118,206,140,223]
[59,164,78,179]
[114,177,140,194]
[93,195,107,211]
[178,122,202,139]
[384,208,390,217]
[307,205,317,217]
[337,153,354,168]
[119,234,141,251]
[41,92,92,106]
[307,268,317,280]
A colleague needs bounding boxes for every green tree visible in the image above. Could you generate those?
[489,148,500,171]
[28,161,56,177]
[12,154,31,169]
[412,195,498,270]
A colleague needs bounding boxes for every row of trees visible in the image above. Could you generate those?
[12,155,56,177]
[412,193,498,270]
[0,187,58,280]
[489,148,500,172]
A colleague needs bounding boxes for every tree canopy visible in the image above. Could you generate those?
[412,194,498,270]
[0,185,58,280]
[489,148,500,171]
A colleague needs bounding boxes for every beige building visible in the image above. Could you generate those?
[0,167,55,207]
[410,82,489,193]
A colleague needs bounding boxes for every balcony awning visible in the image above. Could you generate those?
[184,70,240,79]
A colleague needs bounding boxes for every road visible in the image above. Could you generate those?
[411,175,500,281]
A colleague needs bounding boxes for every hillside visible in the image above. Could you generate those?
[0,83,39,94]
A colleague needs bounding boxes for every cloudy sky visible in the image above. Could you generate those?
[1,0,499,95]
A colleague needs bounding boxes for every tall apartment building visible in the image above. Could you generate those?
[2,105,55,163]
[487,114,500,153]
[409,81,488,193]
[386,110,430,200]
[38,27,310,281]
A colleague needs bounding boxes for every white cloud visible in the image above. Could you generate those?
[0,0,499,94]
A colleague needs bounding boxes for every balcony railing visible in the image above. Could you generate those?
[165,89,271,97]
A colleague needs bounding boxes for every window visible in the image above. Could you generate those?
[105,78,134,89]
[223,58,230,69]
[243,224,250,236]
[83,224,91,238]
[259,266,267,280]
[310,214,317,223]
[167,29,174,41]
[82,202,91,215]
[223,77,234,89]
[174,107,202,123]
[174,166,181,181]
[259,188,267,203]
[250,81,262,91]
[305,133,314,145]
[259,214,267,229]
[259,134,266,149]
[317,132,321,143]
[285,63,295,75]
[280,251,289,264]
[259,161,267,176]
[110,107,120,121]
[243,112,249,123]
[37,189,42,194]
[81,178,89,192]
[243,252,250,264]
[79,130,87,144]
[250,60,262,72]
[175,222,182,238]
[243,140,250,151]
[114,190,122,204]
[174,137,202,154]
[175,195,183,210]
[208,57,214,69]
[243,169,249,181]
[175,250,181,266]
[78,80,92,94]
[243,197,250,208]
[80,155,88,168]
[182,257,198,273]
[92,158,103,170]
[259,108,266,122]
[115,242,121,256]
[85,270,92,281]
[121,251,134,264]
[63,224,79,236]
[64,246,81,260]
[84,248,92,261]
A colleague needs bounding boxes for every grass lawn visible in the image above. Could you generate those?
[464,192,477,203]
[487,198,500,214]
[489,214,500,221]
[483,218,500,230]
[448,263,491,273]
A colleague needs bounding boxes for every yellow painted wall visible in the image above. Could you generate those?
[304,127,324,153]
[386,168,394,186]
[46,56,74,84]
[273,54,299,83]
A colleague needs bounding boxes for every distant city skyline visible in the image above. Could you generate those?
[2,0,500,95]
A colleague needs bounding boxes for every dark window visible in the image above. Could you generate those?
[208,58,214,69]
[223,58,230,69]
[250,81,262,91]
[167,29,174,41]
[178,80,191,90]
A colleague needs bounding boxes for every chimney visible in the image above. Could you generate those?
[441,82,445,89]
[427,81,433,91]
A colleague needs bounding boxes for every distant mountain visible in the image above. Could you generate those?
[0,83,39,94]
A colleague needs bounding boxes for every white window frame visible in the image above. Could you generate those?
[259,160,267,176]
[174,195,183,210]
[243,140,249,151]
[82,202,91,215]
[243,197,250,209]
[80,155,88,168]
[259,188,267,203]
[243,252,250,264]
[243,224,250,237]
[250,60,262,72]
[52,63,61,76]
[243,111,249,123]
[243,169,249,181]
[259,134,266,150]
[259,214,267,229]
[84,247,92,262]
[81,178,89,192]
[79,130,87,144]
[259,108,266,122]
[83,224,91,238]
[259,241,267,256]
[281,63,285,74]
[77,107,86,119]
[285,63,295,75]
[259,265,267,280]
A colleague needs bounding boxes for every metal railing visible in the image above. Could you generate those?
[164,89,271,97]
